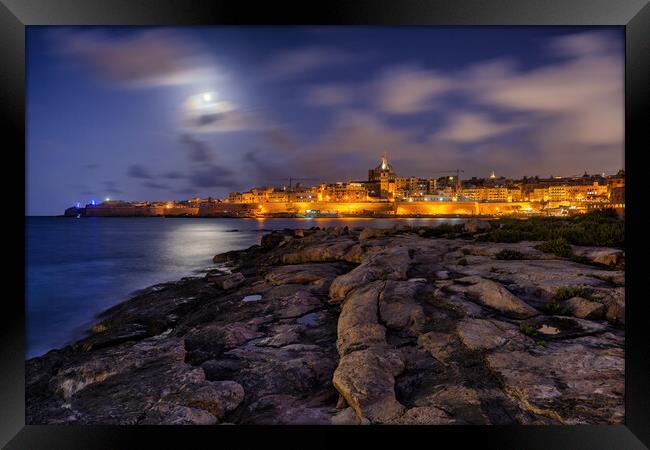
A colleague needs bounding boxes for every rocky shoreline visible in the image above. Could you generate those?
[26,222,625,425]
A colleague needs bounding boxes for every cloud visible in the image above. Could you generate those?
[190,164,235,188]
[305,84,354,106]
[435,113,524,143]
[127,164,153,179]
[463,33,623,148]
[180,135,213,163]
[321,110,417,153]
[180,92,270,133]
[175,187,198,195]
[103,180,123,194]
[374,65,453,114]
[241,149,292,187]
[251,110,424,183]
[142,181,170,190]
[240,30,622,182]
[163,171,185,179]
[53,29,219,88]
[259,128,302,151]
[84,163,100,169]
[264,46,352,80]
[547,30,618,57]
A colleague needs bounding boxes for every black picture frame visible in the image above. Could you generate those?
[2,0,648,448]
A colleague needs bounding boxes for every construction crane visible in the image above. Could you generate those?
[289,177,316,189]
[432,169,465,190]
[271,177,317,189]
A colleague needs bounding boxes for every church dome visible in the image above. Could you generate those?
[375,153,394,172]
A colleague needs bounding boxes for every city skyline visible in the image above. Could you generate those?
[66,150,626,207]
[66,152,624,219]
[27,26,624,215]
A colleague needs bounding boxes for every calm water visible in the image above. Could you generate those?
[26,216,464,358]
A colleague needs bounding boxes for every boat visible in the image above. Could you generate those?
[300,209,339,218]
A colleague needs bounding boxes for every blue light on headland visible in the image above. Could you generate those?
[75,202,80,208]
[91,200,96,206]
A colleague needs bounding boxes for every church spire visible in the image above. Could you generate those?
[380,151,388,170]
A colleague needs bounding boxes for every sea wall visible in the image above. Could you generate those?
[81,201,534,217]
[85,206,199,217]
[253,200,533,216]
[85,206,165,217]
[198,203,258,217]
[258,201,393,215]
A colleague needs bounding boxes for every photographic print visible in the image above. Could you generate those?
[26,26,625,425]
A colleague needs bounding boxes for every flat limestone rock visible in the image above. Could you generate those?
[456,318,509,351]
[379,281,426,336]
[564,296,606,319]
[455,276,538,318]
[333,347,405,423]
[26,227,625,426]
[329,246,412,303]
[264,263,344,286]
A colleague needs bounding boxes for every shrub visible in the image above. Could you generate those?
[553,286,589,301]
[422,223,466,237]
[520,323,537,337]
[535,237,573,258]
[462,248,472,255]
[541,301,572,316]
[569,254,592,265]
[580,208,618,221]
[458,257,468,266]
[494,249,525,260]
[478,214,624,248]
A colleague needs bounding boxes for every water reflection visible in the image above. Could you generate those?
[26,216,464,358]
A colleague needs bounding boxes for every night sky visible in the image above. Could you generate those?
[27,26,624,216]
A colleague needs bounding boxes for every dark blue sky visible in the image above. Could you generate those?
[27,26,624,215]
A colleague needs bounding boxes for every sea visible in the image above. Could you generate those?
[26,216,465,358]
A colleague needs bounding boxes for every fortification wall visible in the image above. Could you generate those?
[163,207,199,216]
[85,206,199,216]
[198,203,258,216]
[221,201,533,216]
[395,201,479,215]
[83,201,534,217]
[477,202,532,215]
[258,201,393,215]
[85,206,165,217]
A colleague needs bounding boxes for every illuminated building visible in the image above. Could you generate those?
[395,177,437,200]
[318,182,368,202]
[268,190,290,203]
[368,152,397,199]
[288,187,315,202]
[459,186,522,202]
[548,186,568,202]
[194,161,625,217]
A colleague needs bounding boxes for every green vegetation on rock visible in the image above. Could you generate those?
[494,249,525,260]
[520,323,538,337]
[535,238,573,258]
[553,286,590,301]
[475,210,624,248]
[541,301,573,316]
